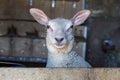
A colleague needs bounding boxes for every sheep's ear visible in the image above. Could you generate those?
[30,8,49,26]
[71,10,91,26]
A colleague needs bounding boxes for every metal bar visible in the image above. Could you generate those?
[29,0,33,6]
[82,0,85,9]
[51,0,55,8]
[73,1,77,8]
[82,26,87,59]
[0,56,47,63]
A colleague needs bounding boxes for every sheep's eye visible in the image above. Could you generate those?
[70,25,73,28]
[47,25,53,31]
[67,25,73,32]
[47,25,50,29]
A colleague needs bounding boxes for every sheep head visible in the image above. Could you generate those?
[30,8,90,54]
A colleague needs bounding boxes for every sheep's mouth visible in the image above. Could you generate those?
[55,43,65,48]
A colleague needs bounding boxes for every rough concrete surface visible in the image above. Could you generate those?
[0,68,120,80]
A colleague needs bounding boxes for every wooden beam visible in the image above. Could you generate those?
[0,68,120,80]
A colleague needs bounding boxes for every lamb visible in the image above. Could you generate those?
[30,8,91,67]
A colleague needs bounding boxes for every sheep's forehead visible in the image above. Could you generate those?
[48,18,72,30]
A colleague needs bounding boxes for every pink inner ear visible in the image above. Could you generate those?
[30,8,49,26]
[72,10,91,26]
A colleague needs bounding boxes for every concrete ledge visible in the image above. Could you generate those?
[0,68,120,80]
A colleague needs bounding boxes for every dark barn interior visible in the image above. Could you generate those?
[87,0,120,67]
[0,0,120,67]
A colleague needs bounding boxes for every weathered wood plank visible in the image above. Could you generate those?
[54,0,83,18]
[71,0,83,16]
[64,1,73,19]
[0,0,12,19]
[0,37,10,56]
[54,0,65,18]
[89,69,120,80]
[13,21,46,37]
[12,38,32,57]
[32,0,51,17]
[11,0,30,19]
[87,0,119,16]
[0,0,31,19]
[0,68,120,80]
[0,0,83,19]
[32,39,47,58]
[0,21,12,36]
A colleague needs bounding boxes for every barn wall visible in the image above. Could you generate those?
[0,0,87,65]
[0,0,83,19]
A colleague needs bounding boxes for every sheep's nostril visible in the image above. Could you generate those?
[55,38,64,42]
[60,38,64,41]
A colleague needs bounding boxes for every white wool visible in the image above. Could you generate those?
[46,18,91,68]
[46,51,91,68]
